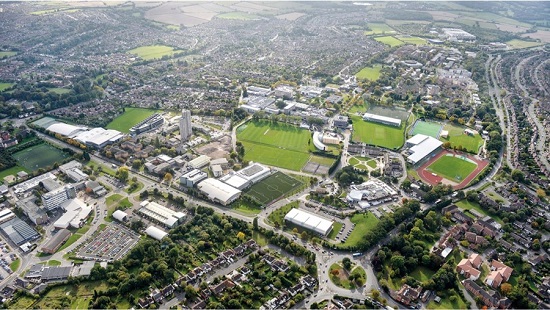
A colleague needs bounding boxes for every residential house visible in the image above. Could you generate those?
[394,284,422,306]
[456,253,482,281]
[486,260,513,288]
[463,279,511,309]
[210,279,235,296]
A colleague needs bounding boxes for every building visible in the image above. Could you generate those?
[197,178,242,206]
[247,85,272,97]
[274,85,294,99]
[211,165,223,177]
[333,115,349,128]
[18,200,48,225]
[405,134,443,165]
[346,179,398,207]
[180,169,208,187]
[139,201,185,228]
[362,113,401,127]
[188,155,211,169]
[85,181,107,197]
[42,185,76,211]
[442,28,476,41]
[312,132,326,151]
[41,229,71,254]
[130,113,164,135]
[145,226,168,241]
[179,109,193,142]
[219,163,271,190]
[0,217,40,245]
[486,260,513,288]
[0,209,16,225]
[456,253,482,281]
[74,127,124,149]
[13,173,56,194]
[112,210,128,222]
[284,208,333,236]
[463,280,511,309]
[53,199,92,229]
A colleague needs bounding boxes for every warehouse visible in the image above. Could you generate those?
[0,217,40,245]
[139,201,185,228]
[284,208,334,236]
[188,155,211,169]
[145,226,168,241]
[41,229,72,254]
[362,113,402,127]
[46,123,87,138]
[405,134,443,165]
[74,127,124,149]
[197,178,241,206]
[0,209,15,225]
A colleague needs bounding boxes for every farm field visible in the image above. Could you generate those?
[0,52,17,58]
[127,45,183,60]
[426,154,477,183]
[0,83,14,91]
[364,23,395,35]
[374,36,404,47]
[440,124,484,153]
[237,120,312,170]
[339,212,379,247]
[217,12,258,20]
[245,172,302,205]
[106,107,161,133]
[506,39,544,49]
[396,35,427,45]
[355,64,382,81]
[410,120,442,138]
[350,115,405,150]
[12,144,70,171]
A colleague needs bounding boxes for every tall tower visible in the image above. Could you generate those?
[179,109,192,142]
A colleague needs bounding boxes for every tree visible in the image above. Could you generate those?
[236,231,245,240]
[164,172,173,183]
[511,169,525,182]
[184,284,197,299]
[500,283,512,296]
[253,217,258,231]
[536,188,546,198]
[342,257,352,270]
[116,166,129,182]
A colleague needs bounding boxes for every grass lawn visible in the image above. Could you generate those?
[0,51,17,58]
[245,172,303,205]
[456,199,503,224]
[329,263,366,289]
[237,120,312,170]
[106,194,124,207]
[0,165,28,182]
[127,45,183,60]
[506,39,544,49]
[410,266,436,282]
[233,201,262,216]
[348,102,368,114]
[7,296,37,309]
[9,259,20,272]
[12,143,70,171]
[0,83,15,91]
[367,160,377,169]
[411,120,442,138]
[47,260,61,266]
[85,160,116,176]
[339,212,379,247]
[217,12,258,20]
[309,155,336,166]
[426,154,477,183]
[327,222,343,240]
[252,231,268,247]
[48,87,71,94]
[350,115,405,150]
[70,298,90,310]
[267,201,298,227]
[440,124,484,153]
[396,35,427,45]
[364,23,395,35]
[106,196,132,222]
[374,36,404,47]
[106,107,161,133]
[427,289,468,309]
[125,181,143,194]
[355,64,382,81]
[57,233,83,253]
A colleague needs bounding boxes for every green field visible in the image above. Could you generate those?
[0,83,15,91]
[12,144,70,171]
[427,155,477,183]
[217,12,259,20]
[411,120,442,138]
[374,36,404,47]
[506,39,544,49]
[327,222,344,240]
[0,52,17,58]
[237,120,312,170]
[48,87,71,94]
[127,45,183,60]
[246,172,303,205]
[0,165,28,181]
[329,263,366,289]
[9,259,20,272]
[396,36,427,45]
[427,289,468,310]
[355,64,382,81]
[455,199,503,224]
[410,266,436,282]
[364,23,395,36]
[268,201,298,227]
[440,124,484,153]
[309,155,336,166]
[106,107,161,133]
[339,212,379,247]
[350,115,405,150]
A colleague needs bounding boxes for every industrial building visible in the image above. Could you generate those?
[42,185,76,211]
[112,210,128,222]
[25,264,73,282]
[145,226,168,241]
[53,199,92,229]
[180,169,207,187]
[284,208,334,236]
[333,115,349,128]
[362,113,402,127]
[197,178,242,206]
[442,28,476,41]
[0,209,15,224]
[179,109,193,142]
[74,128,124,149]
[405,134,443,165]
[41,229,71,254]
[188,155,211,169]
[0,216,40,245]
[130,113,164,135]
[138,201,185,228]
[18,199,48,225]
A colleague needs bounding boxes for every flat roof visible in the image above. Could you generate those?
[406,134,429,146]
[408,135,443,164]
[362,113,402,126]
[221,174,249,190]
[197,178,241,204]
[284,208,333,235]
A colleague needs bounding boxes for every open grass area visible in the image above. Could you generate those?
[427,289,468,309]
[0,83,15,91]
[106,107,161,133]
[374,36,404,47]
[411,120,442,138]
[427,154,477,183]
[217,12,259,20]
[48,87,71,94]
[233,202,262,216]
[339,212,379,247]
[13,143,70,171]
[127,45,183,60]
[355,64,382,81]
[70,298,90,310]
[441,124,484,153]
[9,259,20,272]
[0,165,28,182]
[410,266,436,282]
[329,263,366,289]
[350,115,405,150]
[106,194,124,207]
[327,222,344,240]
[0,52,17,58]
[47,260,61,266]
[364,23,395,36]
[309,155,336,166]
[7,295,37,309]
[506,39,544,49]
[246,172,302,205]
[85,160,116,177]
[237,120,312,170]
[267,201,298,227]
[396,35,427,45]
[456,199,503,225]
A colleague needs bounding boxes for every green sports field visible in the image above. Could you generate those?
[12,144,70,171]
[364,23,395,36]
[106,108,162,133]
[411,120,442,138]
[396,36,427,45]
[0,83,14,92]
[427,154,477,182]
[355,64,382,81]
[245,172,303,205]
[237,120,312,170]
[440,124,484,153]
[350,115,405,150]
[127,45,183,60]
[506,39,544,49]
[374,36,404,47]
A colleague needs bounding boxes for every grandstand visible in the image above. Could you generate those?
[362,113,401,127]
[405,134,443,165]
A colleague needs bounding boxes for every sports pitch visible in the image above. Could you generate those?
[426,154,477,183]
[237,120,312,170]
[106,108,161,133]
[245,172,302,205]
[374,36,404,47]
[12,144,70,171]
[350,115,405,150]
[410,120,442,138]
[355,64,382,81]
[440,124,484,154]
[127,45,183,60]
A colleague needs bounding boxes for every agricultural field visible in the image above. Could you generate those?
[237,120,312,170]
[440,124,484,153]
[506,39,544,49]
[106,107,161,133]
[127,45,183,60]
[0,83,15,91]
[350,115,405,150]
[426,154,477,183]
[395,35,427,45]
[0,51,17,59]
[217,12,258,20]
[364,23,395,36]
[245,172,302,205]
[12,143,70,171]
[355,64,382,81]
[339,212,379,248]
[374,36,404,47]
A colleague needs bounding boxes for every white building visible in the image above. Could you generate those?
[188,155,211,169]
[180,169,207,187]
[362,113,402,127]
[179,109,193,142]
[139,201,185,228]
[53,199,92,229]
[112,210,128,222]
[42,185,77,211]
[197,178,242,206]
[219,163,271,190]
[406,134,443,165]
[284,208,333,236]
[145,226,168,241]
[74,128,124,149]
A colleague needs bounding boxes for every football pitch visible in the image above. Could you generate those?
[426,154,477,183]
[410,120,442,138]
[12,144,70,171]
[106,108,161,133]
[237,120,312,170]
[350,115,405,150]
[246,172,303,205]
[127,45,183,60]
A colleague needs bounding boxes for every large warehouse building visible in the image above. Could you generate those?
[197,178,242,206]
[284,208,334,236]
[41,229,72,254]
[219,163,271,190]
[45,122,123,149]
[405,134,443,165]
[139,201,185,228]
